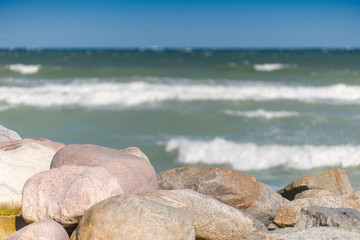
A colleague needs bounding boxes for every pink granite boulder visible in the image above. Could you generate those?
[22,165,124,227]
[50,144,158,193]
[5,219,68,240]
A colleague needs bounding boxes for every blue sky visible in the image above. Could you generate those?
[0,0,359,48]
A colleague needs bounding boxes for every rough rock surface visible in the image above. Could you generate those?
[50,144,158,193]
[71,190,266,240]
[0,139,57,205]
[70,191,195,240]
[294,189,334,200]
[5,219,69,240]
[342,191,360,210]
[0,125,21,143]
[157,167,281,226]
[247,227,360,240]
[120,146,150,162]
[0,138,65,151]
[295,206,360,229]
[22,165,124,226]
[278,169,354,200]
[274,194,352,227]
[173,189,267,240]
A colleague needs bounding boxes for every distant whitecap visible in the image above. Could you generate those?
[253,63,290,72]
[223,109,299,119]
[7,64,41,74]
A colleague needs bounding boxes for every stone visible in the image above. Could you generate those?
[0,138,64,152]
[278,169,354,200]
[5,219,69,240]
[0,139,57,207]
[26,137,65,151]
[70,191,195,240]
[342,191,360,210]
[120,146,149,162]
[72,190,266,240]
[157,167,281,226]
[173,189,267,240]
[294,189,334,200]
[295,206,360,229]
[22,165,124,227]
[51,144,158,193]
[0,125,21,143]
[247,227,360,240]
[274,194,352,227]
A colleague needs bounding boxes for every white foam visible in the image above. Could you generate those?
[165,137,360,170]
[1,81,360,108]
[7,64,41,74]
[253,63,290,72]
[223,109,298,119]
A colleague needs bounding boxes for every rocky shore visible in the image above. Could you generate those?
[1,124,360,239]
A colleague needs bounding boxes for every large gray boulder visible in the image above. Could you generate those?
[173,189,267,240]
[0,125,21,143]
[22,165,124,227]
[157,167,282,226]
[51,144,158,194]
[70,190,195,240]
[5,220,68,240]
[274,195,352,227]
[295,206,360,229]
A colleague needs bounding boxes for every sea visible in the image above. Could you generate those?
[1,48,360,191]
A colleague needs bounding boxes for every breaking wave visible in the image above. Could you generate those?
[223,109,299,119]
[1,81,360,108]
[165,137,360,170]
[7,64,41,74]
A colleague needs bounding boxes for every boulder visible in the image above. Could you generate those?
[157,167,281,226]
[274,194,352,227]
[0,125,21,143]
[342,191,360,210]
[173,189,267,240]
[247,227,360,240]
[120,146,149,162]
[278,169,353,200]
[5,219,68,240]
[70,191,195,240]
[51,144,158,193]
[295,206,360,229]
[294,189,334,200]
[0,139,57,208]
[72,190,266,240]
[22,165,124,227]
[26,137,65,151]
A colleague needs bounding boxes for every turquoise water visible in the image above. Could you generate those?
[1,48,360,190]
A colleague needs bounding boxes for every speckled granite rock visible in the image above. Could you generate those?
[5,220,68,240]
[157,167,282,226]
[278,169,353,200]
[295,206,360,229]
[50,144,158,193]
[274,195,352,227]
[70,190,195,240]
[22,165,124,227]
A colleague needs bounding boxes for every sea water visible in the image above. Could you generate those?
[1,48,360,190]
